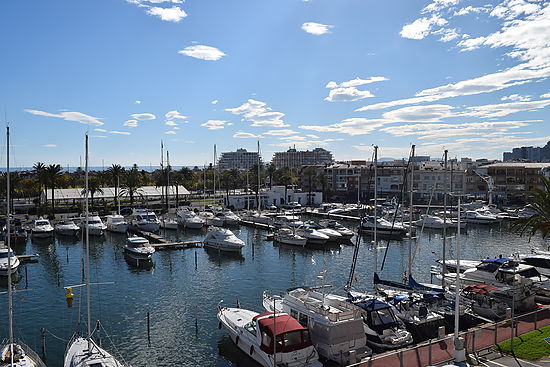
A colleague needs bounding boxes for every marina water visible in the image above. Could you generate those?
[1,217,547,366]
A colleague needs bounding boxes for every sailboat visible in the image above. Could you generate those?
[0,126,46,367]
[160,151,178,230]
[64,134,130,367]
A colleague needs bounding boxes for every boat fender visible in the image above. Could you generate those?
[66,287,74,300]
[235,336,239,345]
[218,322,222,329]
[249,345,254,356]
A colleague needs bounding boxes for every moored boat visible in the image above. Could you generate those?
[105,214,129,234]
[55,220,80,236]
[203,227,245,252]
[273,227,306,247]
[31,218,54,238]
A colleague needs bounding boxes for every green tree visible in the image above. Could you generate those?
[510,177,550,238]
[82,177,104,212]
[45,164,62,217]
[120,165,143,207]
[302,167,319,205]
[33,162,46,204]
[107,164,125,212]
[266,163,277,189]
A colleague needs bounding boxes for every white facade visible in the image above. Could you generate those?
[272,148,333,169]
[226,186,322,209]
[218,148,260,170]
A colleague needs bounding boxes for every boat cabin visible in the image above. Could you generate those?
[353,299,400,333]
[474,258,543,284]
[127,237,150,248]
[248,312,313,354]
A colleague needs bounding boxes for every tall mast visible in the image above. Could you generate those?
[166,151,170,212]
[408,145,415,279]
[257,141,261,212]
[6,126,14,359]
[213,145,216,203]
[85,134,92,349]
[373,146,378,282]
[203,163,206,211]
[442,150,448,286]
[161,140,164,211]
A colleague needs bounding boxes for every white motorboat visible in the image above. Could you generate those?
[414,214,452,229]
[177,208,205,229]
[105,215,129,234]
[344,295,413,351]
[319,220,354,240]
[273,215,303,228]
[304,221,342,242]
[79,215,107,236]
[217,303,322,367]
[273,228,306,247]
[216,209,240,225]
[295,227,329,245]
[64,335,128,367]
[159,216,178,230]
[0,246,19,276]
[203,227,245,252]
[31,218,54,238]
[131,209,160,232]
[124,236,155,260]
[199,211,224,227]
[241,211,272,225]
[360,216,407,237]
[55,220,80,236]
[263,288,372,365]
[462,284,535,320]
[517,251,550,277]
[436,259,480,273]
[463,210,499,224]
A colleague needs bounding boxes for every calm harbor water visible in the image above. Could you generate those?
[1,216,548,367]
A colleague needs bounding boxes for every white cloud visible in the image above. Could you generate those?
[501,94,532,102]
[300,118,387,136]
[490,0,540,20]
[382,104,453,122]
[454,6,488,16]
[226,99,289,127]
[269,136,338,149]
[400,15,447,40]
[135,100,141,104]
[178,45,226,61]
[211,99,219,105]
[130,113,156,120]
[94,128,131,135]
[25,109,104,126]
[233,131,263,139]
[201,120,226,130]
[147,6,187,22]
[325,87,375,102]
[422,0,459,13]
[541,93,550,99]
[325,76,388,89]
[165,131,177,135]
[123,119,139,128]
[165,121,178,126]
[301,22,333,35]
[264,129,299,136]
[165,110,187,120]
[463,100,550,118]
[44,144,57,148]
[433,28,459,42]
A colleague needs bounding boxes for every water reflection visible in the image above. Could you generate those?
[217,334,258,367]
[124,253,155,271]
[204,248,245,264]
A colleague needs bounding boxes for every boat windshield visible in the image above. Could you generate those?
[0,252,15,259]
[261,330,311,354]
[141,214,157,221]
[111,217,124,224]
[36,221,49,226]
[370,307,398,327]
[88,220,101,225]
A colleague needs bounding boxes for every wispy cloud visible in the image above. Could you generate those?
[301,22,333,35]
[233,131,263,139]
[94,128,131,135]
[178,45,226,61]
[25,109,104,126]
[165,131,177,135]
[400,15,447,40]
[135,100,141,104]
[130,113,156,120]
[226,99,288,127]
[264,129,299,136]
[201,120,226,130]
[123,119,139,128]
[147,6,187,22]
[44,144,57,148]
[165,110,187,120]
[324,76,386,102]
[211,99,219,105]
[325,77,388,89]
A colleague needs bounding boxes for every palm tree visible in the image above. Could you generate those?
[82,177,104,212]
[302,167,319,206]
[120,165,143,207]
[45,164,62,217]
[107,164,125,212]
[33,162,46,204]
[510,177,550,239]
[266,163,276,189]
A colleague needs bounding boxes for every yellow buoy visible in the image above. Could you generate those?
[66,287,74,300]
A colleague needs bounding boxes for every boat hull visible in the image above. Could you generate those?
[31,230,53,238]
[204,241,243,252]
[107,224,128,233]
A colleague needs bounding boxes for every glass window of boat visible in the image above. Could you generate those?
[0,251,15,258]
[298,312,308,327]
[290,309,298,320]
[36,220,49,226]
[261,331,272,350]
[145,214,157,220]
[244,321,256,336]
[476,262,501,273]
[370,307,397,327]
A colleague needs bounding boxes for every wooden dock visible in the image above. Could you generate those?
[17,254,40,263]
[305,210,362,222]
[239,220,274,230]
[128,227,203,250]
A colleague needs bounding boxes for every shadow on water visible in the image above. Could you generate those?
[124,253,155,272]
[204,248,245,265]
[217,334,258,367]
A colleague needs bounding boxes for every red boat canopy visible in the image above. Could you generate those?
[254,312,312,354]
[463,284,498,294]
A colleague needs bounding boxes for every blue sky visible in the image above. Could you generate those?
[1,0,549,168]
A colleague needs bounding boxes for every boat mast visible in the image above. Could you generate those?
[257,141,261,212]
[213,145,216,206]
[408,145,415,279]
[166,151,170,213]
[442,150,448,287]
[373,146,378,282]
[203,163,206,211]
[161,140,164,211]
[85,133,92,352]
[6,125,14,365]
[454,195,465,362]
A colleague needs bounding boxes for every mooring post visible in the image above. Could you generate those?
[147,311,151,346]
[40,327,46,359]
[195,251,198,270]
[25,266,28,289]
[428,339,432,365]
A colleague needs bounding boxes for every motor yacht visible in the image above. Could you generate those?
[263,288,372,365]
[217,303,322,367]
[240,211,272,225]
[273,215,303,228]
[203,227,245,252]
[55,220,80,237]
[130,209,160,232]
[124,236,155,260]
[273,228,306,247]
[319,220,354,240]
[344,295,413,351]
[414,214,452,229]
[177,208,206,229]
[159,216,178,230]
[463,210,499,224]
[0,246,19,276]
[216,209,240,226]
[31,218,54,238]
[304,221,342,242]
[462,284,535,320]
[295,227,329,245]
[360,216,407,237]
[79,215,107,236]
[105,214,129,234]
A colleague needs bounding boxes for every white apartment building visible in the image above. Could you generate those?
[272,147,333,169]
[218,148,260,170]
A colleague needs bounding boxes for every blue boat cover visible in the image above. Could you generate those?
[482,258,508,264]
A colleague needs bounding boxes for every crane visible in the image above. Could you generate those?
[473,170,495,205]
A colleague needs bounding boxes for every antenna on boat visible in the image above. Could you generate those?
[373,146,378,287]
[408,145,415,279]
[6,124,14,365]
[84,132,92,354]
[442,150,448,287]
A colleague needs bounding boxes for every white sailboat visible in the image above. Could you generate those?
[64,134,130,367]
[0,126,46,367]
